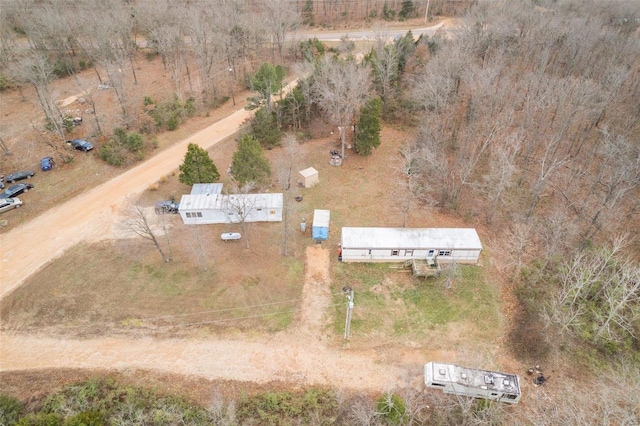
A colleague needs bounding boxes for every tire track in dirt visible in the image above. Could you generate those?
[296,246,333,339]
[0,247,412,392]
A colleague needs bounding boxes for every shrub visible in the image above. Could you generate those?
[15,412,63,426]
[398,0,415,20]
[376,393,406,425]
[383,2,396,20]
[0,394,24,425]
[99,128,148,166]
[0,73,11,91]
[99,143,125,167]
[63,411,105,426]
[125,133,144,152]
[52,58,75,77]
[167,114,179,131]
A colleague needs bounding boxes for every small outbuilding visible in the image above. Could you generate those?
[340,227,482,264]
[299,167,319,188]
[312,209,330,240]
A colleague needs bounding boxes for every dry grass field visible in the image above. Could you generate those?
[1,124,503,353]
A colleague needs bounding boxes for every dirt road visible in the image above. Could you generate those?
[0,333,410,392]
[1,247,415,392]
[0,108,255,297]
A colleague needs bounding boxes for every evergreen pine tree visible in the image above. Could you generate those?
[231,135,271,185]
[178,143,220,185]
[355,97,383,156]
[251,107,282,149]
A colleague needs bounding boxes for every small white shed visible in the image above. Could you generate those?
[178,192,283,225]
[340,227,482,264]
[299,167,319,188]
[312,209,330,240]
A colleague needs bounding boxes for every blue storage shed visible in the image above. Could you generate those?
[312,209,330,240]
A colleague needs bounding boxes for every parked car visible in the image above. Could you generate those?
[4,170,34,183]
[40,156,55,171]
[68,139,94,152]
[0,183,34,199]
[0,197,22,214]
[155,200,180,214]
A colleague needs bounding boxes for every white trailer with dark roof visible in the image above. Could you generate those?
[424,362,521,404]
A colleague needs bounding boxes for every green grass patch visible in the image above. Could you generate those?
[331,262,500,340]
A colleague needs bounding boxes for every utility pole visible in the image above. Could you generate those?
[424,0,430,23]
[343,285,354,340]
[228,67,236,106]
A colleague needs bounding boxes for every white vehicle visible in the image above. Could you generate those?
[424,362,521,404]
[0,197,23,214]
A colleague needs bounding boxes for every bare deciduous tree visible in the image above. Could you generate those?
[187,6,226,106]
[225,181,258,249]
[0,135,11,155]
[10,52,65,140]
[261,0,300,61]
[312,57,371,161]
[579,128,640,243]
[125,205,172,262]
[394,144,435,227]
[275,134,298,256]
[368,35,400,118]
[545,235,640,349]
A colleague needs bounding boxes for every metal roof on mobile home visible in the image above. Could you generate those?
[179,193,283,211]
[341,228,482,250]
[190,183,223,195]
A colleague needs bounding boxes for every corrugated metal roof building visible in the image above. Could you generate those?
[340,227,482,263]
[178,192,283,225]
[190,183,223,195]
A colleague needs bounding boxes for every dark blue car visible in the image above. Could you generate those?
[68,139,94,152]
[41,156,55,171]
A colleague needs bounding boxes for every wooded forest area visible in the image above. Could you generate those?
[1,0,640,423]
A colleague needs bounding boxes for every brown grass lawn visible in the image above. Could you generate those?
[1,122,502,356]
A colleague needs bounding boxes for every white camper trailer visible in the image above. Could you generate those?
[424,362,521,404]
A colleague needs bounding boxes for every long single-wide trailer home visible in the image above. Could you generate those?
[340,227,482,264]
[178,192,283,225]
[425,362,521,404]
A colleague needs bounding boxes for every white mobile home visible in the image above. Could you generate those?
[424,362,521,404]
[340,227,482,264]
[178,192,283,225]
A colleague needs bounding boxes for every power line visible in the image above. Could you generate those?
[162,302,345,329]
[10,292,348,332]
